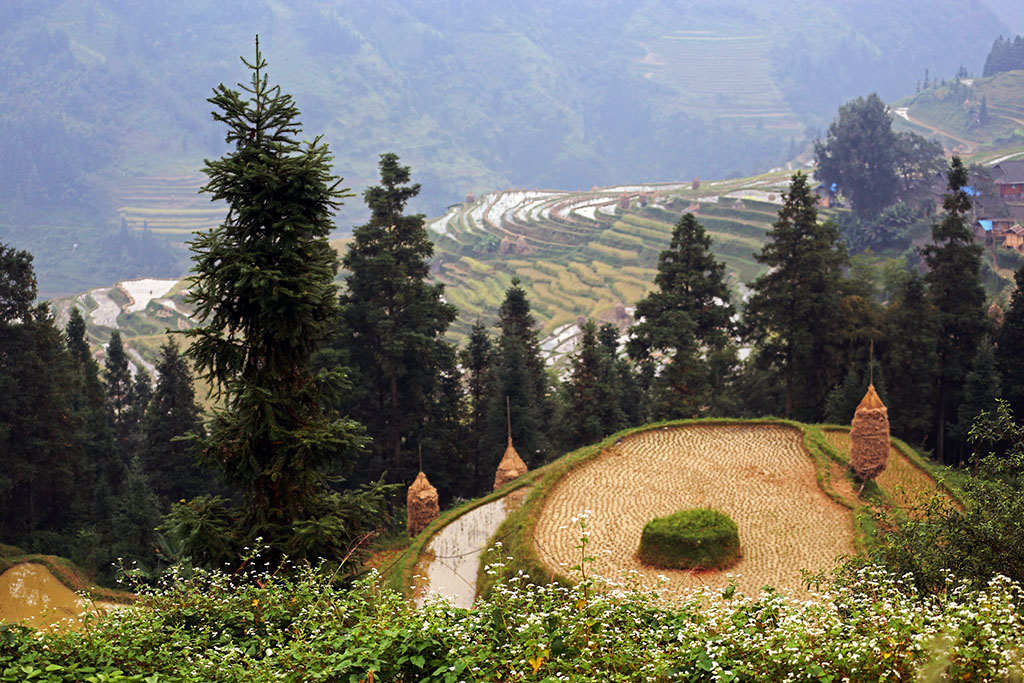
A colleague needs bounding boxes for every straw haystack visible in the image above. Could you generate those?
[493,436,529,491]
[850,383,889,494]
[407,471,439,537]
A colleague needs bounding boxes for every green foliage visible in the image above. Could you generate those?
[996,265,1024,420]
[483,279,552,468]
[814,94,900,220]
[921,157,988,463]
[627,213,736,419]
[882,271,940,444]
[744,173,848,421]
[2,558,1023,681]
[141,341,209,511]
[823,362,888,425]
[337,152,461,494]
[637,508,741,570]
[867,400,1024,593]
[178,42,369,567]
[983,34,1024,76]
[564,320,626,449]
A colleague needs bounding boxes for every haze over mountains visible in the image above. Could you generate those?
[0,0,1012,296]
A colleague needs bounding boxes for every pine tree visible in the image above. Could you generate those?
[484,279,550,467]
[104,330,133,442]
[599,323,645,427]
[111,455,161,568]
[142,340,209,510]
[338,153,459,488]
[567,320,625,448]
[743,173,848,421]
[180,40,368,563]
[996,266,1024,420]
[953,335,1001,450]
[460,321,495,491]
[627,213,735,419]
[921,157,987,463]
[64,307,118,533]
[882,272,940,445]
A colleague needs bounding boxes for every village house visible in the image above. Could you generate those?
[992,160,1024,202]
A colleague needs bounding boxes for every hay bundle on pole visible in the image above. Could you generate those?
[493,396,528,491]
[850,383,889,495]
[407,471,439,537]
[493,436,528,491]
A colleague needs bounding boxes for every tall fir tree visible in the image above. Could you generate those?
[921,157,987,463]
[996,265,1024,419]
[743,173,848,420]
[566,320,625,448]
[142,340,209,510]
[484,279,551,468]
[882,272,940,445]
[953,335,1001,452]
[180,40,369,564]
[104,330,133,445]
[599,323,645,427]
[627,213,735,419]
[459,321,496,492]
[338,153,460,489]
[64,307,118,535]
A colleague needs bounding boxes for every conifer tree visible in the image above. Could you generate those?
[627,213,735,419]
[921,157,987,463]
[744,173,848,420]
[64,307,118,531]
[882,272,940,445]
[142,340,208,510]
[567,320,625,447]
[484,279,550,467]
[599,323,645,427]
[953,335,1001,450]
[181,40,368,564]
[996,265,1024,419]
[104,330,133,442]
[338,153,459,487]
[460,321,495,491]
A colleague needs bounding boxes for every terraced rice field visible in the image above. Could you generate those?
[428,173,790,359]
[112,174,225,236]
[532,424,855,598]
[821,429,955,512]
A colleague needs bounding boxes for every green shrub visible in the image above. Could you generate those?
[637,507,740,570]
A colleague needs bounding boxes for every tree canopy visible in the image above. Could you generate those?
[180,39,369,564]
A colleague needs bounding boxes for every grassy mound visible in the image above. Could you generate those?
[637,507,741,570]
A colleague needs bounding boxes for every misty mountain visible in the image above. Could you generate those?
[0,0,1010,296]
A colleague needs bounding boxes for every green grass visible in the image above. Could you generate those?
[637,507,741,570]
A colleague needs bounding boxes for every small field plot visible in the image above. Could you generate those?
[821,429,954,511]
[533,424,854,598]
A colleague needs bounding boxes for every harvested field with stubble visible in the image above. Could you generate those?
[821,429,955,512]
[532,424,855,598]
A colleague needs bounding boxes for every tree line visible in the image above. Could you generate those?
[1,47,1020,581]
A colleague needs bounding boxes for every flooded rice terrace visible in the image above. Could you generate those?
[414,488,528,609]
[0,563,117,630]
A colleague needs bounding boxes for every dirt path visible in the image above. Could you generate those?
[894,108,980,155]
[532,424,854,599]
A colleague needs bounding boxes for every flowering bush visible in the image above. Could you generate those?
[1,557,1022,682]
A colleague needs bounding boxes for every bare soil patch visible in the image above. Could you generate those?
[532,424,854,598]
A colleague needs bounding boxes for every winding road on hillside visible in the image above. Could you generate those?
[893,107,980,155]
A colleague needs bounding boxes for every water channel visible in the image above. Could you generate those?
[414,488,528,609]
